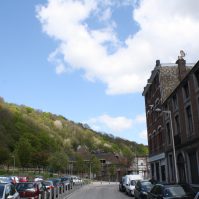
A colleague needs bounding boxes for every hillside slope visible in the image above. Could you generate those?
[0,97,148,169]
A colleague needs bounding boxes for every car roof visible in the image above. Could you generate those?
[154,184,183,188]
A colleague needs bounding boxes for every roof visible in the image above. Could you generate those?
[142,61,194,103]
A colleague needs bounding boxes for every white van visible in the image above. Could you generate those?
[124,174,143,196]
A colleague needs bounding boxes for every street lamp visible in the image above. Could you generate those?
[155,108,179,183]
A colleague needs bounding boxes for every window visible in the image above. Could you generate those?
[166,123,171,144]
[151,163,155,178]
[188,151,199,183]
[194,69,199,87]
[175,115,180,135]
[155,162,160,181]
[172,94,178,110]
[186,106,193,134]
[169,154,174,182]
[183,82,189,99]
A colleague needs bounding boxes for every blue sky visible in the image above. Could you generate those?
[1,0,199,145]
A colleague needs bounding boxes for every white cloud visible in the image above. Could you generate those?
[139,129,147,140]
[55,63,66,74]
[133,114,146,124]
[86,113,146,134]
[88,114,133,133]
[37,0,199,95]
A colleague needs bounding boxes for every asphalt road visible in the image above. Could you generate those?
[66,182,132,199]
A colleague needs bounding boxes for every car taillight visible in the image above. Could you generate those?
[47,185,53,190]
[24,190,37,198]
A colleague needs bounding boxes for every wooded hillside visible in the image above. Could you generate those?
[0,97,148,171]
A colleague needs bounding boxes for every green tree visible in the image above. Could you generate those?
[91,156,101,178]
[48,151,68,174]
[108,164,116,181]
[15,138,33,168]
[0,147,9,164]
[74,155,86,176]
[32,151,49,172]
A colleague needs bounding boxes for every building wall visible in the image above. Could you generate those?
[143,61,181,183]
[131,156,150,179]
[143,58,198,185]
[163,61,199,186]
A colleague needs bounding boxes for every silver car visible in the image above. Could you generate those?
[0,183,20,199]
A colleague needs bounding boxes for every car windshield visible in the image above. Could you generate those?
[0,177,11,183]
[0,185,5,198]
[142,182,153,191]
[130,180,136,186]
[165,186,186,197]
[49,180,59,186]
[43,181,52,186]
[16,183,35,191]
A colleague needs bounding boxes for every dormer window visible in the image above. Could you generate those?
[172,94,178,110]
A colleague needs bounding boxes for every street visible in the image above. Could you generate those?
[66,182,131,199]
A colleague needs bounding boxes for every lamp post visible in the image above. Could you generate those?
[155,109,179,183]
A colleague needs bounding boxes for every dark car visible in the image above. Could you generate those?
[47,178,63,196]
[60,177,72,190]
[0,183,20,199]
[134,180,153,199]
[16,181,49,199]
[119,177,125,192]
[179,183,197,198]
[43,180,56,199]
[148,184,195,199]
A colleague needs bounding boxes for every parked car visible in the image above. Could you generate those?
[47,179,62,197]
[125,179,137,196]
[148,184,195,199]
[43,180,55,192]
[34,176,43,182]
[179,183,197,198]
[62,176,73,188]
[119,177,125,192]
[134,180,153,199]
[0,176,13,184]
[16,181,49,199]
[60,177,71,190]
[124,174,143,196]
[18,176,29,182]
[0,183,20,199]
[43,180,55,199]
[10,176,19,184]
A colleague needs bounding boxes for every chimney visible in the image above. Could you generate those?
[176,57,186,81]
[156,60,161,66]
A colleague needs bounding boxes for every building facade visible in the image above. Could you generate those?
[142,56,196,184]
[163,60,199,186]
[130,156,150,179]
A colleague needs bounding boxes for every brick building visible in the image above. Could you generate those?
[142,56,195,183]
[163,59,199,186]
